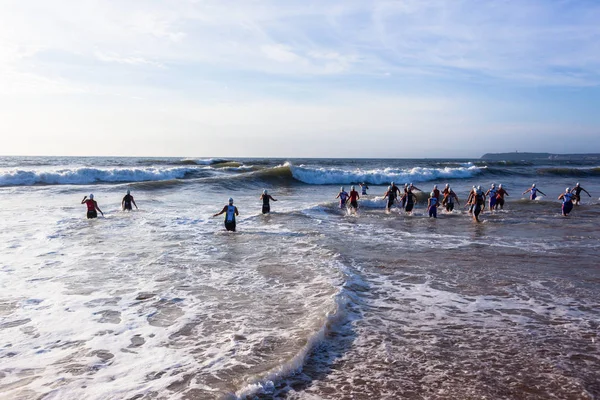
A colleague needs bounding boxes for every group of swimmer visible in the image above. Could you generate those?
[81,190,137,219]
[335,181,592,222]
[82,182,592,230]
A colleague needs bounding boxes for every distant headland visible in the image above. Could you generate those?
[481,152,600,161]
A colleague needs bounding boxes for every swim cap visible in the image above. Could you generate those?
[433,185,437,189]
[566,187,570,192]
[404,183,408,187]
[228,197,233,204]
[127,189,130,195]
[351,185,355,190]
[391,182,394,186]
[89,194,94,199]
[491,183,495,188]
[430,192,435,197]
[388,186,391,190]
[532,183,536,187]
[341,187,344,191]
[499,184,502,188]
[576,182,580,187]
[477,186,482,190]
[263,189,268,195]
[445,183,449,188]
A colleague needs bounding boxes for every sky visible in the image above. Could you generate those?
[1,0,600,158]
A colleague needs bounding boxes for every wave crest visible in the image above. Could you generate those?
[289,164,483,185]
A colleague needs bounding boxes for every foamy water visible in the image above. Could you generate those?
[1,157,599,399]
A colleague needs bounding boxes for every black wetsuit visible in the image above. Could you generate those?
[123,194,134,210]
[262,196,271,214]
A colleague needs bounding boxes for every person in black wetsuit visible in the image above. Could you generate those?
[260,189,277,214]
[570,183,591,205]
[122,190,138,211]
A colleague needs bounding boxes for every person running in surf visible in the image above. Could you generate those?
[390,182,402,200]
[348,185,360,213]
[466,186,476,214]
[558,188,575,216]
[260,189,277,214]
[402,186,418,214]
[122,189,138,211]
[213,197,239,231]
[442,185,460,212]
[485,184,497,212]
[432,185,441,204]
[570,183,591,205]
[336,187,349,209]
[383,186,396,212]
[408,183,422,193]
[401,184,409,209]
[427,191,439,218]
[495,184,509,210]
[360,182,369,196]
[82,194,104,219]
[472,186,486,222]
[523,183,546,200]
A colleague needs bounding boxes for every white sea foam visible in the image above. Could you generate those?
[289,164,483,185]
[0,167,197,186]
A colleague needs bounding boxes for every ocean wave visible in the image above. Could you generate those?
[289,164,484,185]
[180,158,230,165]
[536,167,600,177]
[0,167,200,186]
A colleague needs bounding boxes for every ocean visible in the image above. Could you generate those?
[0,156,599,400]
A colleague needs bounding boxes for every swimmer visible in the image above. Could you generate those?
[383,186,396,212]
[402,186,418,214]
[495,184,509,210]
[427,191,439,218]
[348,185,360,213]
[432,185,440,203]
[390,182,402,199]
[336,187,349,209]
[485,184,497,212]
[472,186,486,222]
[401,184,409,209]
[409,183,422,192]
[442,185,460,212]
[466,186,476,213]
[81,194,104,219]
[122,189,138,211]
[558,188,574,216]
[360,182,369,196]
[570,183,591,205]
[523,183,546,200]
[213,197,239,231]
[259,189,277,214]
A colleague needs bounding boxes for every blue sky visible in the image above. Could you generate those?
[1,0,599,157]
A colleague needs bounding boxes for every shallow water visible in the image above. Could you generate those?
[1,157,599,399]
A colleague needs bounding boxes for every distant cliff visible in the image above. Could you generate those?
[481,152,600,161]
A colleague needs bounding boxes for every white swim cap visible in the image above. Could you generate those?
[566,187,570,192]
[477,186,482,190]
[491,183,495,188]
[341,187,344,191]
[445,183,449,188]
[532,183,536,187]
[263,189,268,195]
[404,183,408,187]
[89,194,94,199]
[433,185,437,189]
[499,184,502,188]
[430,192,435,197]
[228,197,233,204]
[576,182,580,186]
[391,181,394,186]
[388,186,391,190]
[351,185,355,190]
[127,189,130,195]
